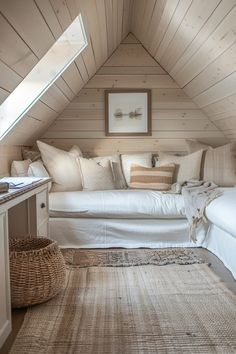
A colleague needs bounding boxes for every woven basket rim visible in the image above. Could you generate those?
[10,237,58,258]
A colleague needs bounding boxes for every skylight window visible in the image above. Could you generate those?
[0,14,87,140]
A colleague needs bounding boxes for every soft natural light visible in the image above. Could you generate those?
[0,14,87,140]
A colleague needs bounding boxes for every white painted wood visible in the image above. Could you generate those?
[0,212,11,349]
[36,188,49,237]
[0,181,50,347]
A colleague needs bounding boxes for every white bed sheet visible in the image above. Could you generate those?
[49,189,186,219]
[49,217,205,249]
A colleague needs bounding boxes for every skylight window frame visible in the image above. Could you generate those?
[0,14,87,141]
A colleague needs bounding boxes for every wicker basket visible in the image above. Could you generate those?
[9,237,66,308]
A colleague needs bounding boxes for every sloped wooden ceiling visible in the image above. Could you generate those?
[42,33,226,155]
[0,0,133,145]
[0,0,235,147]
[131,0,236,141]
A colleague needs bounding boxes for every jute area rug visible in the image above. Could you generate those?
[10,249,236,354]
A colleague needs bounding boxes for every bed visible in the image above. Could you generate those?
[48,188,236,279]
[48,189,206,248]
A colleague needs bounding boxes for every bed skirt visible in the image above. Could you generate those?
[203,224,236,279]
[49,218,206,249]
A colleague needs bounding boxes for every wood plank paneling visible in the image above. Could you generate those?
[170,0,236,80]
[131,0,236,141]
[43,38,224,155]
[0,146,22,177]
[0,0,133,146]
[0,0,235,148]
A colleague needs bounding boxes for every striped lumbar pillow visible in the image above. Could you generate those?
[129,164,175,190]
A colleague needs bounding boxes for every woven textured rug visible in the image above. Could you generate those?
[10,250,236,354]
[61,248,205,267]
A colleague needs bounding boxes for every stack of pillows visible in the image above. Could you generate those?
[10,140,236,192]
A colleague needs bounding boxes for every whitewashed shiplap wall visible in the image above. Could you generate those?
[131,0,236,142]
[42,34,226,156]
[0,146,22,177]
[0,0,133,145]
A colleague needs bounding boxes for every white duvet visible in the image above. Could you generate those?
[49,189,186,219]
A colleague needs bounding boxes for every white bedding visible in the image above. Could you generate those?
[49,218,203,248]
[205,188,236,238]
[49,189,186,219]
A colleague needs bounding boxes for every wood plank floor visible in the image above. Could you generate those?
[1,248,235,354]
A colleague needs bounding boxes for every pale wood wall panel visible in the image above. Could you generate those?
[170,0,236,80]
[43,38,225,155]
[131,0,236,141]
[0,0,133,146]
[0,146,22,177]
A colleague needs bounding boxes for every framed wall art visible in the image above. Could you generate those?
[105,89,151,136]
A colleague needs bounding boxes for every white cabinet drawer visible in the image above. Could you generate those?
[36,189,48,227]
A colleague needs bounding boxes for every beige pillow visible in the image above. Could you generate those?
[186,140,236,186]
[78,157,115,191]
[121,153,153,186]
[93,155,127,189]
[37,141,83,192]
[130,164,175,190]
[11,159,31,177]
[185,139,209,153]
[156,150,203,183]
[28,160,52,191]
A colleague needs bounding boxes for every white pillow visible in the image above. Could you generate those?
[156,150,203,183]
[186,140,236,186]
[78,157,116,191]
[93,155,127,189]
[28,160,52,191]
[121,153,153,186]
[37,141,83,192]
[69,145,83,157]
[185,139,209,153]
[11,159,31,177]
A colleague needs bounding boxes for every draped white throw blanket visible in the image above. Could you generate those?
[166,181,222,242]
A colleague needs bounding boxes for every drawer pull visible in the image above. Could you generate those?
[40,203,46,209]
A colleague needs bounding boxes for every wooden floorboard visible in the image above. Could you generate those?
[1,248,235,353]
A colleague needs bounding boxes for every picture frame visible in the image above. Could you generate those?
[105,89,152,136]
